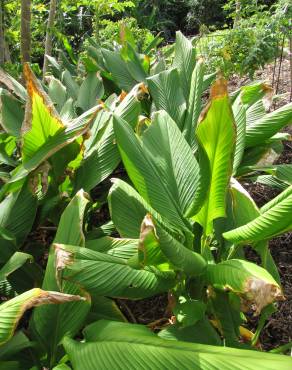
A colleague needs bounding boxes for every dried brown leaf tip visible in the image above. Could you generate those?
[241,277,284,315]
[119,90,128,102]
[137,82,149,98]
[138,214,157,267]
[22,63,64,135]
[54,244,74,289]
[26,289,85,309]
[210,77,228,99]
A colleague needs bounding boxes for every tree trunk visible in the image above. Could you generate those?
[233,0,241,28]
[0,0,4,65]
[43,0,58,78]
[21,0,31,63]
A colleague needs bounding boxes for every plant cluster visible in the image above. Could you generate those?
[0,31,291,369]
[195,0,290,78]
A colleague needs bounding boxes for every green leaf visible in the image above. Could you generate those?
[158,318,222,345]
[206,259,283,314]
[173,296,206,327]
[0,182,37,246]
[245,102,292,147]
[47,77,67,113]
[0,252,32,281]
[182,59,205,148]
[21,64,65,162]
[101,49,137,91]
[0,331,33,359]
[194,78,236,235]
[76,72,104,111]
[108,178,173,239]
[0,69,27,101]
[9,105,102,184]
[86,237,138,260]
[86,296,126,324]
[114,111,199,230]
[30,191,91,367]
[74,85,141,192]
[54,189,89,246]
[0,289,84,346]
[63,320,292,370]
[61,70,79,100]
[224,179,280,282]
[0,91,24,138]
[147,69,186,130]
[223,185,292,244]
[172,31,196,100]
[132,215,206,276]
[56,243,176,299]
[232,93,246,173]
[241,82,272,108]
[132,214,169,271]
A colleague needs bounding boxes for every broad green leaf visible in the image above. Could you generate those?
[241,82,273,108]
[156,224,206,276]
[147,69,186,129]
[21,64,65,162]
[9,105,102,184]
[52,364,71,370]
[114,111,199,230]
[60,98,75,120]
[0,91,24,138]
[63,320,292,370]
[0,289,83,346]
[246,100,266,127]
[0,331,33,359]
[47,77,67,113]
[194,78,236,235]
[172,31,196,100]
[173,296,206,328]
[45,55,62,78]
[101,49,137,91]
[76,72,104,111]
[223,185,292,244]
[56,243,176,299]
[54,189,89,247]
[132,214,170,271]
[224,179,280,282]
[74,85,141,192]
[158,318,222,345]
[0,252,32,281]
[206,259,283,314]
[86,296,126,324]
[108,178,177,239]
[0,182,37,246]
[232,93,246,173]
[256,164,292,186]
[61,70,79,100]
[131,214,206,275]
[0,69,27,101]
[250,175,287,190]
[261,184,292,213]
[31,191,90,367]
[121,43,147,83]
[182,59,205,148]
[245,101,292,147]
[86,236,138,260]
